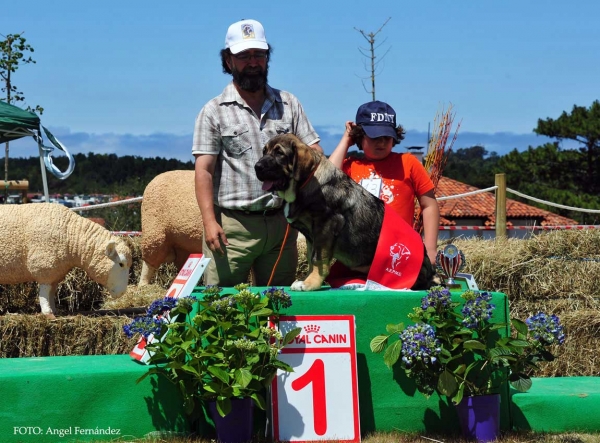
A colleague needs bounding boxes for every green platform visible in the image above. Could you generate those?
[0,355,190,443]
[0,287,528,442]
[511,377,600,432]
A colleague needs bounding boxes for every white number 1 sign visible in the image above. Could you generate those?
[271,315,360,442]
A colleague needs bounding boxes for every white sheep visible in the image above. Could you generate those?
[139,170,203,286]
[0,203,132,316]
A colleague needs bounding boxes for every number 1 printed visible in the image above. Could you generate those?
[291,358,327,435]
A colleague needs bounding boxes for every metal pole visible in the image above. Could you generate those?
[38,142,50,202]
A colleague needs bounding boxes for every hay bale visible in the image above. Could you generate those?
[0,314,137,358]
[452,229,600,377]
[453,230,600,302]
[101,284,168,310]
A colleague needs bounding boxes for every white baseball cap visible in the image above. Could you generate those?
[225,19,268,54]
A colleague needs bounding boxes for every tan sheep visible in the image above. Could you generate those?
[0,203,132,316]
[139,170,203,286]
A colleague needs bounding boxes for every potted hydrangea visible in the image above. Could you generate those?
[370,286,565,442]
[123,284,301,443]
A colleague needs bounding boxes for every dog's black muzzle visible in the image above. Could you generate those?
[254,155,279,182]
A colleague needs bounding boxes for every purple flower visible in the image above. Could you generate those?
[123,316,163,338]
[210,296,235,311]
[421,286,452,311]
[526,312,565,345]
[399,323,441,368]
[262,287,292,311]
[461,291,494,328]
[202,285,223,301]
[146,296,179,316]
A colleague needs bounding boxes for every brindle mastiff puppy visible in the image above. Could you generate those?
[254,133,436,291]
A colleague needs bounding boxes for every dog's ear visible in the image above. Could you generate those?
[291,136,319,182]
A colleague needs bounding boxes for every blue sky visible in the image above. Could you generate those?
[3,0,597,162]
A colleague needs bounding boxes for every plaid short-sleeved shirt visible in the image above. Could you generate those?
[192,82,320,211]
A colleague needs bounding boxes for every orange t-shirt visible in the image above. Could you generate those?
[342,152,434,226]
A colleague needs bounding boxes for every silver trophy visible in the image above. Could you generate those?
[436,244,466,290]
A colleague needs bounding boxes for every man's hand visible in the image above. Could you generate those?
[203,220,229,256]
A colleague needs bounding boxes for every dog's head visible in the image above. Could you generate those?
[254,134,319,202]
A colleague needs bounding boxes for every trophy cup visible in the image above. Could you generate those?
[436,244,466,290]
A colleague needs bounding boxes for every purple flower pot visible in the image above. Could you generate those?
[455,394,501,442]
[208,397,254,443]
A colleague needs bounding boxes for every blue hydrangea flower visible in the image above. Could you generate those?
[210,296,236,312]
[421,286,452,310]
[175,295,198,310]
[461,291,495,328]
[202,285,223,301]
[399,323,441,368]
[262,287,292,311]
[526,312,565,345]
[146,296,179,316]
[123,316,163,338]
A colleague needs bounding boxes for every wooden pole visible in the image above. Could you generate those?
[0,179,29,191]
[495,173,507,239]
[0,179,29,203]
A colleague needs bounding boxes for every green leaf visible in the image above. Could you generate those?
[437,369,458,397]
[463,340,487,350]
[385,322,404,335]
[208,366,230,384]
[273,360,295,373]
[453,384,465,405]
[370,335,389,353]
[489,347,514,358]
[383,339,402,368]
[250,307,273,318]
[216,397,232,417]
[490,323,507,331]
[181,364,200,376]
[234,368,253,388]
[283,327,302,346]
[251,392,266,410]
[510,374,533,392]
[508,339,531,348]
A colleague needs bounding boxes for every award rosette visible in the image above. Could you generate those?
[436,244,466,289]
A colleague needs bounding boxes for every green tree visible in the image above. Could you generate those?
[0,32,44,198]
[494,143,600,224]
[534,100,600,194]
[444,145,500,189]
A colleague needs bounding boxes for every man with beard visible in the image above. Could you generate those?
[192,19,322,287]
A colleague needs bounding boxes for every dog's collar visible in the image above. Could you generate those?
[299,165,318,190]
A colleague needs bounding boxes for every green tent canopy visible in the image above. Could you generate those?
[0,100,75,201]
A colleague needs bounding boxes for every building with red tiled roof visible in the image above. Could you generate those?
[435,176,578,239]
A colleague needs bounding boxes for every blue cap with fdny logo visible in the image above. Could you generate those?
[355,100,398,141]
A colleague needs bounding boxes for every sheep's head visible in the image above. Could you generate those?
[104,239,132,297]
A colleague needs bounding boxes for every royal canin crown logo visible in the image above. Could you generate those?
[303,324,320,334]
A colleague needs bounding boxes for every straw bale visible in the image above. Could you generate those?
[452,230,600,302]
[101,284,168,310]
[0,314,137,358]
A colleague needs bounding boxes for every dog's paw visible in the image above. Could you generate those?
[432,273,444,286]
[291,278,322,291]
[291,280,308,291]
